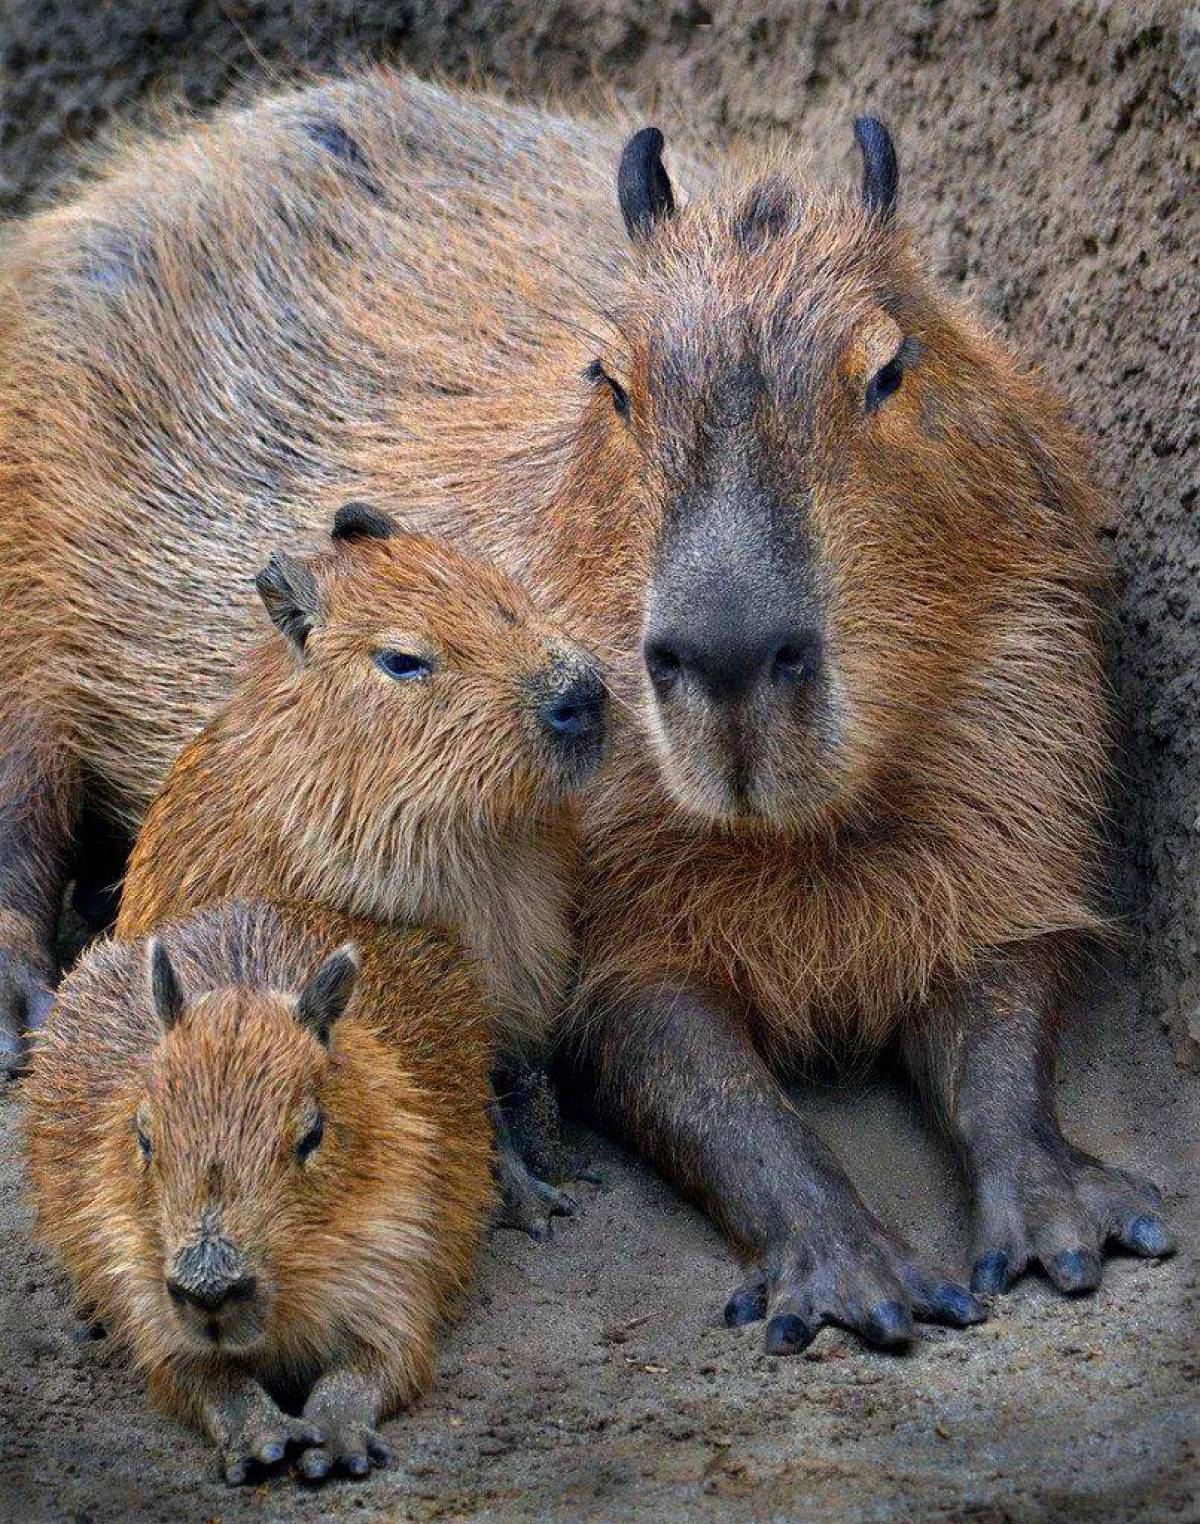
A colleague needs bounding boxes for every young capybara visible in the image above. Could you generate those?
[24,897,494,1483]
[0,72,1172,1351]
[116,503,605,1231]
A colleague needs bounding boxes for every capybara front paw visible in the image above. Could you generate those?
[0,949,55,1075]
[296,1421,393,1482]
[724,1212,986,1356]
[220,1412,325,1486]
[969,1144,1174,1297]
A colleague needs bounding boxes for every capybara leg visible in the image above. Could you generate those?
[493,1054,599,1188]
[575,986,984,1355]
[299,1369,395,1482]
[903,945,1175,1299]
[199,1375,325,1486]
[0,728,80,1070]
[489,1086,577,1243]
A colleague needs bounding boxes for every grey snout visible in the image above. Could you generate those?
[536,660,607,780]
[167,1235,255,1315]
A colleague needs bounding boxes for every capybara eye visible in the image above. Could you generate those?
[584,358,631,421]
[865,351,905,413]
[296,1108,325,1163]
[373,650,433,683]
[134,1113,152,1161]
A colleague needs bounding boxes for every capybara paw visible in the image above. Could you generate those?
[492,1141,577,1243]
[296,1423,393,1482]
[970,1147,1174,1298]
[220,1414,325,1485]
[0,951,55,1075]
[724,1216,985,1356]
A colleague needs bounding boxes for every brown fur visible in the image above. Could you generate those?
[116,527,601,1051]
[0,69,1103,1065]
[23,898,494,1448]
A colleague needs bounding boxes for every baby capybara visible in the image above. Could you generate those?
[116,504,605,1232]
[24,898,493,1483]
[0,72,1171,1353]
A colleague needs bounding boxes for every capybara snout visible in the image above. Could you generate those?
[529,651,607,786]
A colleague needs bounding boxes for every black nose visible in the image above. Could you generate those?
[540,667,606,746]
[166,1272,257,1315]
[645,625,824,703]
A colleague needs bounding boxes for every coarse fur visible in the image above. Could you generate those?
[115,523,605,1053]
[23,898,494,1476]
[0,68,1104,1068]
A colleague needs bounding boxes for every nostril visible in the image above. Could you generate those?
[226,1274,257,1305]
[166,1279,187,1306]
[771,631,824,686]
[644,638,683,689]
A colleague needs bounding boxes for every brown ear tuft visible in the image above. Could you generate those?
[331,502,396,543]
[295,944,360,1046]
[148,938,185,1031]
[254,551,321,653]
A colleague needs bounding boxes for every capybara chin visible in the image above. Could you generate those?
[116,505,607,1058]
[23,898,494,1484]
[0,71,1172,1349]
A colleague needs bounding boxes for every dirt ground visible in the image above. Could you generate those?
[0,2,1196,1521]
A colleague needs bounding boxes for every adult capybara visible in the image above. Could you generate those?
[24,897,494,1483]
[0,72,1172,1350]
[116,503,605,1232]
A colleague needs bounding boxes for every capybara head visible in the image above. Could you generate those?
[132,936,364,1356]
[581,119,1089,829]
[254,504,607,830]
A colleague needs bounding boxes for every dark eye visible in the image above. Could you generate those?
[297,1109,324,1163]
[134,1116,152,1161]
[373,650,432,682]
[866,353,904,413]
[584,359,631,421]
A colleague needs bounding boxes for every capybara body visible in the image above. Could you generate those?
[115,513,606,1055]
[0,71,1172,1341]
[24,897,494,1481]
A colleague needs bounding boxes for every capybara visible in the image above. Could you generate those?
[24,897,494,1483]
[0,72,1172,1350]
[116,504,605,1232]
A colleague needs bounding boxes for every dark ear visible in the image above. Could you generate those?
[331,501,396,544]
[254,551,321,654]
[295,944,360,1046]
[148,938,185,1032]
[853,116,899,220]
[617,127,676,241]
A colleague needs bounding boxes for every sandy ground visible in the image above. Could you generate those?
[0,3,1197,1521]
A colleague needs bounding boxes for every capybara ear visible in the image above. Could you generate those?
[294,944,360,1046]
[147,938,185,1031]
[331,501,397,544]
[617,127,676,241]
[254,551,321,654]
[853,117,899,220]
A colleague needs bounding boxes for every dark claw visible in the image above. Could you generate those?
[1123,1215,1173,1258]
[763,1313,817,1356]
[926,1282,987,1326]
[724,1284,768,1328]
[1045,1248,1102,1295]
[259,1441,284,1464]
[863,1299,913,1347]
[225,1459,249,1486]
[367,1436,394,1468]
[346,1453,370,1478]
[970,1251,1012,1295]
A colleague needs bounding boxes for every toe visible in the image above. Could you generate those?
[1113,1213,1175,1259]
[223,1455,251,1486]
[1043,1247,1102,1295]
[763,1311,818,1356]
[915,1279,987,1327]
[298,1444,333,1481]
[724,1270,769,1328]
[367,1433,394,1468]
[860,1298,915,1349]
[255,1437,285,1466]
[970,1250,1016,1295]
